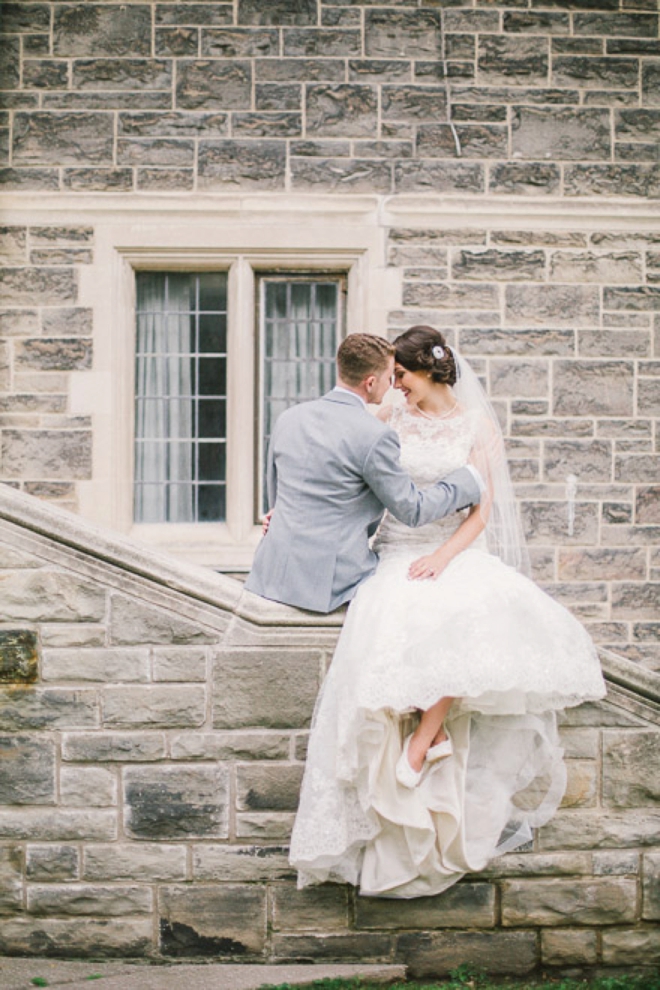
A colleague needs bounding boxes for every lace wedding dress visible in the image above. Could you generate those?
[289,403,606,898]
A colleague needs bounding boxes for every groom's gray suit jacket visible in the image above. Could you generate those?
[245,390,480,614]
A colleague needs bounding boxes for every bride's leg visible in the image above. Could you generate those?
[407,696,455,772]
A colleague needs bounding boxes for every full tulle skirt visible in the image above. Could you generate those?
[289,547,606,897]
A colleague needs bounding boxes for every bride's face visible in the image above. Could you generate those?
[393,363,432,406]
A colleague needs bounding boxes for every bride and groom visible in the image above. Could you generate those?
[246,328,605,898]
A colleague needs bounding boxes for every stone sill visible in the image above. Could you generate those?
[1,191,660,226]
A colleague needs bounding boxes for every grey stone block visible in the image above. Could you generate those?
[349,60,412,83]
[176,59,251,109]
[521,501,598,546]
[502,877,636,926]
[397,931,537,978]
[170,731,290,761]
[84,843,187,881]
[489,162,561,195]
[541,929,598,967]
[54,4,151,57]
[540,809,660,851]
[643,851,660,920]
[62,732,165,763]
[553,360,633,417]
[0,267,77,306]
[274,932,392,963]
[27,883,151,917]
[15,338,93,371]
[155,27,199,57]
[418,123,507,159]
[306,84,378,137]
[643,62,660,106]
[214,649,320,729]
[24,60,72,91]
[579,329,651,358]
[2,429,91,480]
[0,917,152,957]
[459,327,573,357]
[255,58,345,83]
[0,688,98,732]
[41,307,93,337]
[365,10,441,59]
[453,248,545,282]
[544,440,612,483]
[558,548,646,582]
[236,812,295,839]
[159,884,266,956]
[13,112,114,165]
[615,454,660,483]
[490,359,548,398]
[479,36,549,84]
[232,112,301,138]
[139,171,194,195]
[283,28,360,57]
[0,808,116,842]
[561,760,597,809]
[152,647,207,682]
[357,883,495,930]
[504,11,570,34]
[565,163,660,198]
[605,286,660,311]
[403,282,496,309]
[124,765,229,839]
[550,250,642,283]
[636,486,660,524]
[60,767,117,807]
[0,309,39,336]
[198,139,286,189]
[238,0,316,26]
[512,107,610,161]
[117,138,195,166]
[109,594,219,646]
[394,161,485,193]
[0,568,104,622]
[236,763,304,812]
[291,157,392,193]
[0,3,50,33]
[72,58,172,91]
[272,885,350,932]
[574,12,658,37]
[201,27,278,58]
[118,110,228,137]
[505,284,599,327]
[638,379,660,416]
[603,928,660,966]
[0,735,55,805]
[156,4,234,26]
[553,56,639,89]
[0,38,20,90]
[26,845,79,881]
[256,83,301,111]
[0,629,38,684]
[603,729,660,807]
[62,168,134,191]
[192,844,294,881]
[102,686,206,729]
[382,86,447,122]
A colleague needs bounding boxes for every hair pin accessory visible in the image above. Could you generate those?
[431,345,445,360]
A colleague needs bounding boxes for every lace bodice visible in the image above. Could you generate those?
[374,403,485,556]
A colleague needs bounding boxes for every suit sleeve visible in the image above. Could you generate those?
[362,428,481,528]
[266,427,278,508]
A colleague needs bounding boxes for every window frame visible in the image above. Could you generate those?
[114,248,366,570]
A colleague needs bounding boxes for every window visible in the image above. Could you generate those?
[134,272,228,524]
[257,275,342,513]
[133,268,344,550]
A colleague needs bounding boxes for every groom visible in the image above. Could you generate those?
[245,333,482,613]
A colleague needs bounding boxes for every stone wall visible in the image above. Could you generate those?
[1,484,660,973]
[0,0,659,669]
[0,0,659,196]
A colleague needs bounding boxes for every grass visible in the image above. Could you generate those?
[260,971,660,990]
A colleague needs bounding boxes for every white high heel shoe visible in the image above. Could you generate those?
[396,735,424,788]
[426,731,453,763]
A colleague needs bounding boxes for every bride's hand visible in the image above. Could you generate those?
[261,509,274,535]
[408,550,448,581]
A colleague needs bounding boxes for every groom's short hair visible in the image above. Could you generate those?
[337,334,394,386]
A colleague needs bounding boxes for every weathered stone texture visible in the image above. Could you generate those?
[159,884,266,956]
[124,766,229,839]
[0,629,39,683]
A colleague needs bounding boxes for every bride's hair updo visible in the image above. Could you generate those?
[393,326,457,387]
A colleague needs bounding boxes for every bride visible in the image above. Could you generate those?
[289,325,606,898]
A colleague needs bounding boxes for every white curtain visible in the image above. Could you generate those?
[134,275,195,523]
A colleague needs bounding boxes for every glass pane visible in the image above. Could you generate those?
[134,271,228,524]
[198,441,226,481]
[199,313,227,354]
[167,273,196,312]
[290,282,311,320]
[266,282,287,321]
[199,272,227,312]
[198,484,226,522]
[198,357,226,396]
[198,399,226,439]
